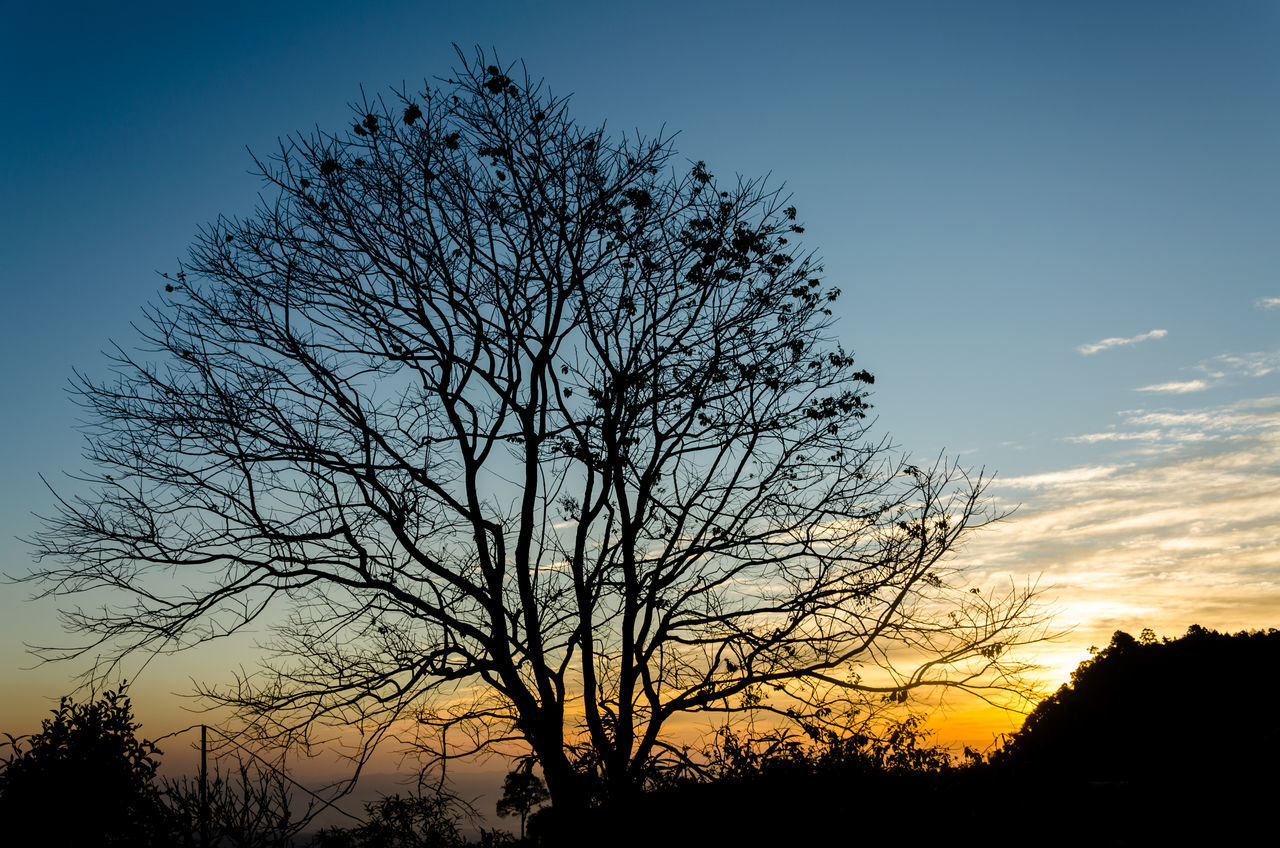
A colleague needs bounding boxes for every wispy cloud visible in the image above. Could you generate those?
[1065,400,1279,449]
[1066,430,1164,444]
[1133,380,1209,394]
[1076,329,1167,355]
[1198,351,1280,379]
[1256,297,1280,310]
[998,465,1121,489]
[1124,348,1280,395]
[960,396,1280,691]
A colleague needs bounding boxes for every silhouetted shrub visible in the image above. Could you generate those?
[0,685,173,846]
[164,755,312,847]
[312,790,479,848]
[530,716,964,847]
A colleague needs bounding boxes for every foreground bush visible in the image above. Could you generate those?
[0,685,171,846]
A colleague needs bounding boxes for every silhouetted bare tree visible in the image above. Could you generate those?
[30,49,1044,811]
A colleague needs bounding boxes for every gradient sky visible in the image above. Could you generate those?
[3,0,1278,773]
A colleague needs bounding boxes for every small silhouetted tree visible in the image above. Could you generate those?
[0,686,170,846]
[496,770,548,839]
[30,48,1046,811]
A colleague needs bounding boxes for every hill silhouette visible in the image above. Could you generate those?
[992,625,1280,780]
[982,625,1280,845]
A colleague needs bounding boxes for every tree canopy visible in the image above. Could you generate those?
[30,50,1043,809]
[496,770,548,840]
[992,625,1280,780]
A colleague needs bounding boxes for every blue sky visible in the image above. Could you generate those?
[3,0,1278,755]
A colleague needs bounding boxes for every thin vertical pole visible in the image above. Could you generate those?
[200,724,209,848]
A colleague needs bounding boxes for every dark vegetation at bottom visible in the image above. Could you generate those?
[3,626,1277,847]
[535,770,1272,848]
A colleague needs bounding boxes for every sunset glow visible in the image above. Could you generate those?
[3,2,1278,802]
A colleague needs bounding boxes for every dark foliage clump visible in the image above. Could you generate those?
[311,792,461,848]
[978,625,1280,846]
[0,685,172,846]
[530,717,964,847]
[991,624,1280,781]
[313,791,514,848]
